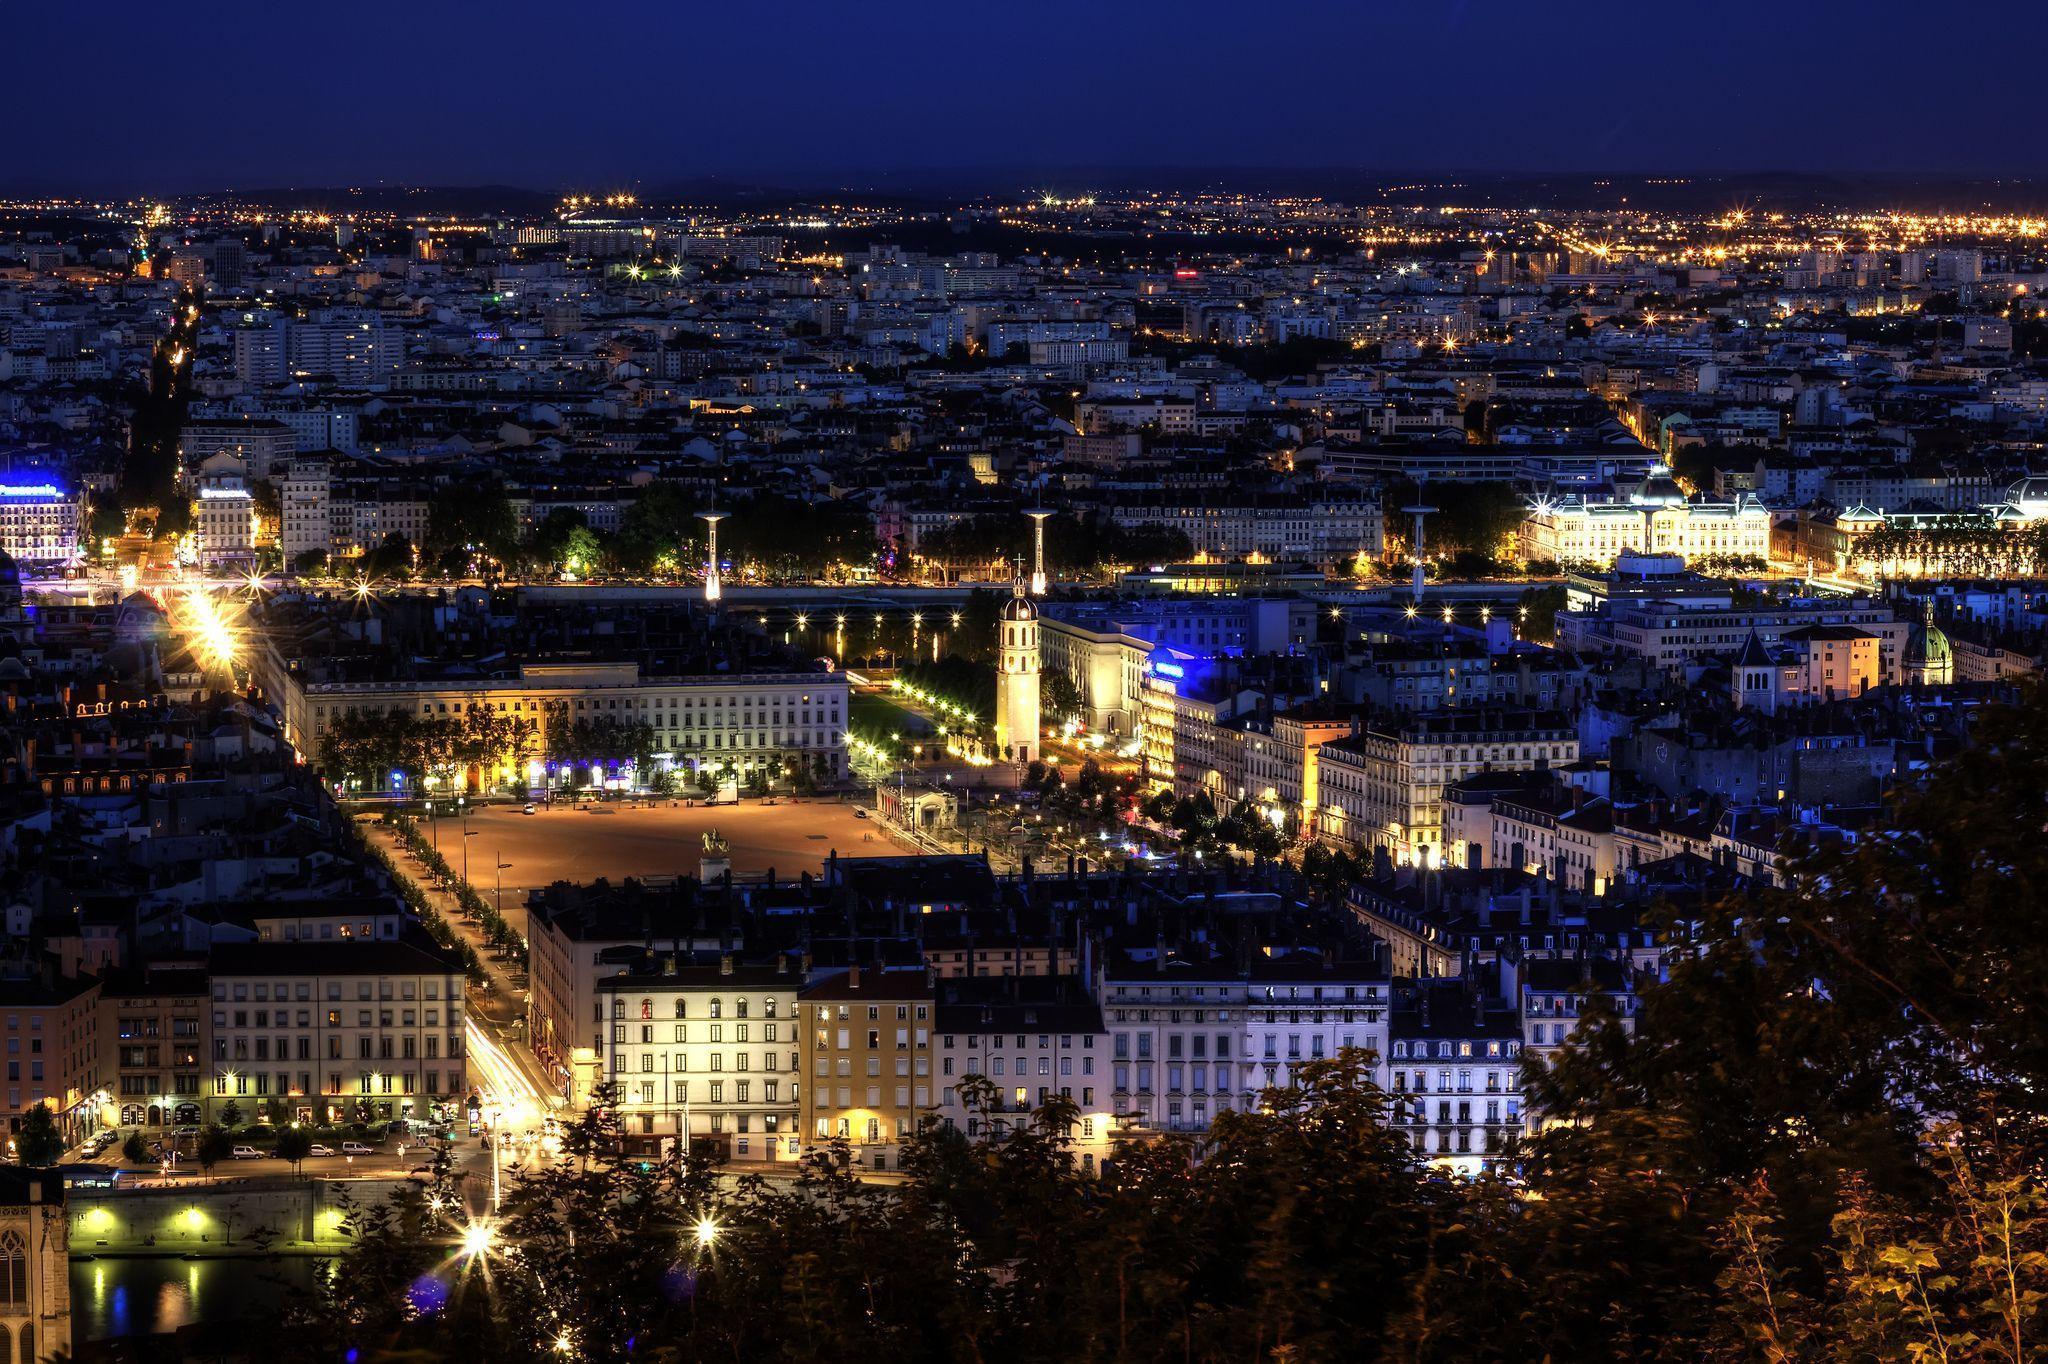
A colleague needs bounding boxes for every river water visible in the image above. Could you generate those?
[71,1257,330,1341]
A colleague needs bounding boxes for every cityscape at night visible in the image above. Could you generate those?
[3,3,2048,1361]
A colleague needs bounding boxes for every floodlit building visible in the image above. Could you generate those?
[593,955,804,1163]
[0,480,84,568]
[204,928,470,1126]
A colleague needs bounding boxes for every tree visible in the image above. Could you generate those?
[291,548,329,577]
[275,1125,313,1178]
[14,1104,63,1166]
[218,1098,245,1130]
[122,1130,151,1165]
[358,531,413,581]
[1041,669,1085,726]
[196,1124,232,1178]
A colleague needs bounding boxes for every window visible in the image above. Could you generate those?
[0,1231,23,1304]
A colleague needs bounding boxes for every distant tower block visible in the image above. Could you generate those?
[994,555,1041,764]
[1401,498,1437,601]
[698,510,728,605]
[1025,509,1052,596]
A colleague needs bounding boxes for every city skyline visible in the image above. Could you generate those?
[8,0,2048,192]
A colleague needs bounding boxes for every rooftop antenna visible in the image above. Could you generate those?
[698,510,727,606]
[1025,509,1052,595]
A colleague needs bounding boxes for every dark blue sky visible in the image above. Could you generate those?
[8,0,2041,192]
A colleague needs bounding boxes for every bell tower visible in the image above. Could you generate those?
[994,555,1041,764]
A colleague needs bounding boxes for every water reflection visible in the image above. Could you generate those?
[73,1257,328,1341]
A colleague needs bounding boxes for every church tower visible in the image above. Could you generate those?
[994,557,1041,764]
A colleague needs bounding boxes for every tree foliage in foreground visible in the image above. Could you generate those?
[261,688,2048,1361]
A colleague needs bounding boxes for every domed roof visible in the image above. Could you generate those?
[1000,593,1039,623]
[1905,607,1953,672]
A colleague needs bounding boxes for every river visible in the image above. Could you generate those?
[71,1257,330,1341]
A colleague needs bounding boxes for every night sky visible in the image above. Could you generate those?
[8,0,2042,193]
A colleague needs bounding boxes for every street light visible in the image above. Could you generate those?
[460,1218,499,1259]
[694,1216,719,1249]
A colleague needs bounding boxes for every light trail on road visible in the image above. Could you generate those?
[465,1018,550,1133]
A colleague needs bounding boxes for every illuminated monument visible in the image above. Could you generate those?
[994,556,1040,764]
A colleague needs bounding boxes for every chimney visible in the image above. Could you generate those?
[847,964,861,991]
[719,952,733,975]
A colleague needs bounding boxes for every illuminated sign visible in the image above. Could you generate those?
[1150,661,1185,679]
[0,483,65,499]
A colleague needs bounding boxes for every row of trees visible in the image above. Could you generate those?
[383,813,528,967]
[914,509,1194,575]
[314,704,538,792]
[1850,522,2048,580]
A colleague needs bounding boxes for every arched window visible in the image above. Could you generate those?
[673,1000,687,1019]
[708,999,722,1019]
[639,999,653,1021]
[0,1324,12,1364]
[19,1322,31,1363]
[0,1229,26,1303]
[735,999,748,1019]
[763,998,778,1019]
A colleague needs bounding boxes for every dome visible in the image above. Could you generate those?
[1000,594,1039,623]
[1904,615,1953,674]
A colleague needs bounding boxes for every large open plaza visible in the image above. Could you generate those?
[434,795,905,908]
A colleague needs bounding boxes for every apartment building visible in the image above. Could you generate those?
[192,452,256,568]
[0,971,101,1147]
[1318,709,1578,866]
[933,976,1114,1172]
[1564,596,1908,682]
[799,966,935,1173]
[97,965,208,1130]
[0,480,84,567]
[593,955,804,1162]
[205,928,469,1126]
[1388,980,1523,1173]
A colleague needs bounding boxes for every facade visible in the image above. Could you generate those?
[933,976,1114,1172]
[180,418,296,480]
[594,957,804,1162]
[0,481,84,567]
[1566,596,1910,683]
[193,452,257,568]
[1103,967,1250,1134]
[1389,981,1524,1172]
[97,965,209,1130]
[1520,486,1772,567]
[0,1169,69,1364]
[1318,710,1579,865]
[799,966,935,1172]
[205,930,469,1126]
[263,658,851,792]
[0,972,102,1149]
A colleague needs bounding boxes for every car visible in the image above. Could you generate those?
[231,1146,262,1160]
[853,808,868,819]
[341,1141,376,1156]
[523,803,537,815]
[307,1144,336,1157]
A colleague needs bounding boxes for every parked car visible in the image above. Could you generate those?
[341,1141,376,1156]
[523,803,537,815]
[307,1144,336,1157]
[231,1146,262,1160]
